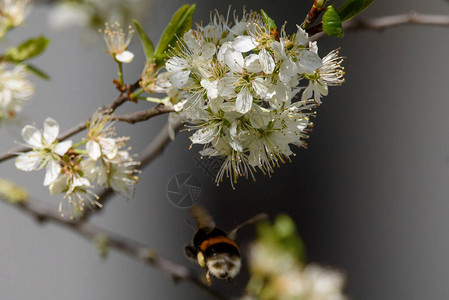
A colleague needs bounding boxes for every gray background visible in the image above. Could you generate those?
[1,0,448,299]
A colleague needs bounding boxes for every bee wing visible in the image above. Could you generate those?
[190,205,216,234]
[227,213,268,240]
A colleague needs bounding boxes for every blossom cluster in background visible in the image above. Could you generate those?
[15,112,140,218]
[0,0,34,122]
[0,64,33,121]
[244,215,346,300]
[47,0,151,33]
[0,0,29,38]
[165,10,344,187]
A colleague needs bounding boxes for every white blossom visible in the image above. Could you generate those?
[15,118,72,186]
[0,64,34,120]
[165,9,344,186]
[101,22,134,63]
[0,0,30,29]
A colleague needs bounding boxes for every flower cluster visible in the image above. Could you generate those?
[245,215,346,300]
[0,0,29,36]
[247,242,346,300]
[0,64,34,120]
[165,10,344,187]
[15,112,140,218]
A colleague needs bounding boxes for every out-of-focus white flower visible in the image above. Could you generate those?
[0,64,34,120]
[47,2,92,31]
[101,22,134,63]
[248,234,346,300]
[15,118,72,186]
[0,0,30,28]
[166,9,344,186]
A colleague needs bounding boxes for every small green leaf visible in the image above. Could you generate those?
[133,19,154,61]
[338,0,375,21]
[322,5,344,37]
[5,36,50,63]
[154,4,196,67]
[24,64,50,80]
[261,9,277,30]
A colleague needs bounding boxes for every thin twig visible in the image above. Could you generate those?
[310,12,449,40]
[1,197,229,300]
[112,104,175,124]
[0,89,173,163]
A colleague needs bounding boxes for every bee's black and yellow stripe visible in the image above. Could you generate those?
[193,227,240,262]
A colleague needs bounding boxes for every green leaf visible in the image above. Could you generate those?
[133,19,154,61]
[24,64,50,80]
[322,5,344,37]
[261,9,277,30]
[337,0,375,21]
[154,4,196,67]
[5,36,50,63]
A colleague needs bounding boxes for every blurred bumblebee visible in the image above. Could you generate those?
[184,205,267,285]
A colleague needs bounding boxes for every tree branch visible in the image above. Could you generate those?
[0,89,174,163]
[310,12,449,40]
[1,196,229,300]
[112,104,175,124]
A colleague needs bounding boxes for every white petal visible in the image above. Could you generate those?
[295,26,309,46]
[252,78,269,99]
[201,43,216,59]
[279,59,298,83]
[72,176,90,188]
[217,42,233,63]
[49,176,67,195]
[44,160,61,186]
[224,48,244,73]
[15,152,42,171]
[166,57,188,73]
[86,140,101,160]
[115,50,134,63]
[190,128,216,144]
[244,54,263,73]
[21,125,42,148]
[184,30,201,54]
[301,82,314,101]
[100,138,118,159]
[218,77,236,98]
[54,140,72,156]
[43,118,59,144]
[297,51,323,74]
[201,79,218,99]
[259,49,275,74]
[232,36,258,52]
[236,87,252,114]
[169,70,191,88]
[229,140,243,152]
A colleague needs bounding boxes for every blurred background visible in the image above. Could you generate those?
[1,0,449,299]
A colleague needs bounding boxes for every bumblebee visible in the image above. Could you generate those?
[184,205,267,285]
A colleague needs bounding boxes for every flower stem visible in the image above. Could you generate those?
[130,89,144,100]
[117,62,124,86]
[72,139,88,149]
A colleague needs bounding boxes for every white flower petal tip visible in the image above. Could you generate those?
[21,125,42,148]
[232,36,259,52]
[43,117,60,144]
[115,50,134,63]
